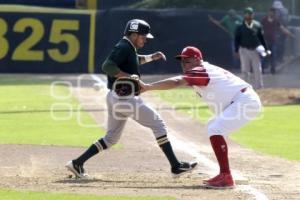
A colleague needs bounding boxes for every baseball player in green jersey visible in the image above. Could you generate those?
[66,19,197,179]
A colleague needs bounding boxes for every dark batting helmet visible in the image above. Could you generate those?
[124,19,154,39]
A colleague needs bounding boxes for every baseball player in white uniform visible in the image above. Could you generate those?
[141,46,262,188]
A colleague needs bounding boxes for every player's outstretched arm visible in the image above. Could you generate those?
[140,76,187,93]
[208,15,230,35]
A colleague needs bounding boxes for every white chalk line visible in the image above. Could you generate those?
[168,133,268,200]
[90,74,268,200]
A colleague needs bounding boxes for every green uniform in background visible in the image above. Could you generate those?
[220,15,243,39]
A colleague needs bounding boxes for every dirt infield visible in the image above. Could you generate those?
[0,75,299,200]
[257,88,300,105]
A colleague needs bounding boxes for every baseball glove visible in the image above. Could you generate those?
[113,75,141,97]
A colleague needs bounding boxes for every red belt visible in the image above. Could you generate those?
[240,87,248,93]
[230,87,248,105]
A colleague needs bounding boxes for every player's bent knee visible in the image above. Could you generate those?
[147,119,168,138]
[243,99,262,120]
[151,126,168,138]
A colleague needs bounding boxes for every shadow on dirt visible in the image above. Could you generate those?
[55,178,213,190]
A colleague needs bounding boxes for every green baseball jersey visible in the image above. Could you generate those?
[102,38,140,89]
[234,20,268,52]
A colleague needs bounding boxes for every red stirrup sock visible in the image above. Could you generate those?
[210,135,230,174]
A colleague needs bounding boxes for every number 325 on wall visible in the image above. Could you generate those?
[0,18,80,63]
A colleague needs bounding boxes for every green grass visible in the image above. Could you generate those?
[0,189,175,200]
[154,88,300,161]
[155,88,213,123]
[230,105,300,161]
[0,76,105,147]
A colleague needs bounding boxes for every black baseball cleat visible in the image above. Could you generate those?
[171,161,198,178]
[65,160,89,179]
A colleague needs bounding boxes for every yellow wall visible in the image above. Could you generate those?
[76,0,97,10]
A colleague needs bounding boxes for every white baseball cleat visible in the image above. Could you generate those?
[65,160,89,179]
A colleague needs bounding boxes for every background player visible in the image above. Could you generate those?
[141,46,262,189]
[66,19,197,178]
[235,7,269,89]
[208,9,242,68]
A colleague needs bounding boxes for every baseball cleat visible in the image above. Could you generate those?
[203,174,221,184]
[171,161,198,178]
[204,173,235,189]
[65,160,89,179]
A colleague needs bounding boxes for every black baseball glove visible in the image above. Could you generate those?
[113,75,141,97]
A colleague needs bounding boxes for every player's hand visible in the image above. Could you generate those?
[139,80,150,93]
[152,51,167,61]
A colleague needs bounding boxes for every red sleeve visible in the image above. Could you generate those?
[183,67,210,86]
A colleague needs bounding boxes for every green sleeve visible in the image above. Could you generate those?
[220,15,228,26]
[101,44,130,76]
[101,59,120,76]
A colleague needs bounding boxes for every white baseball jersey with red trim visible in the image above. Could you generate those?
[183,62,250,114]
